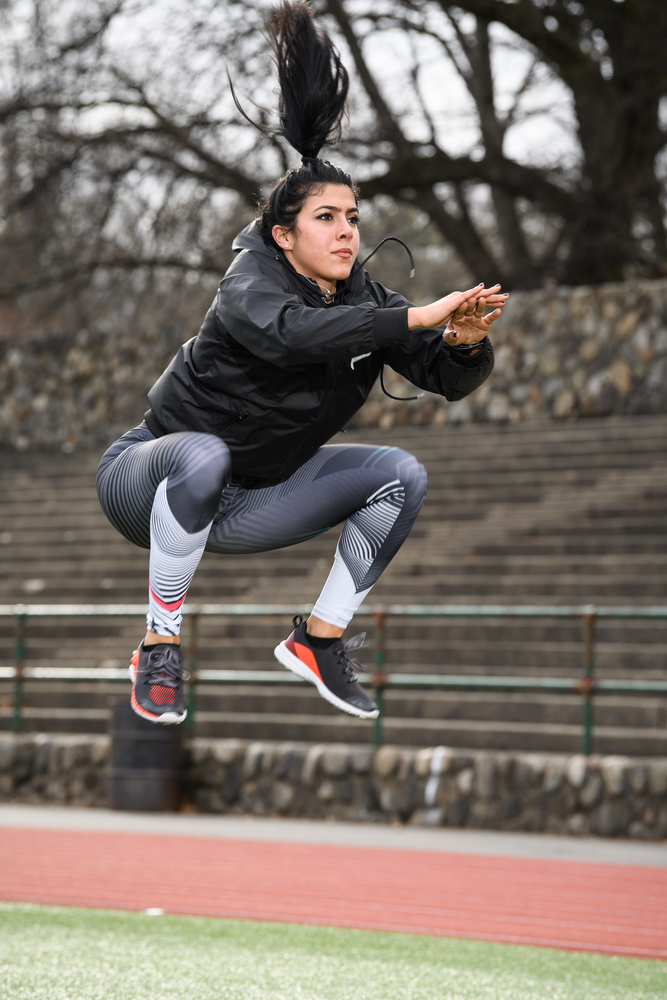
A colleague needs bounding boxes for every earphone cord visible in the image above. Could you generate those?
[360,237,415,276]
[379,367,424,401]
[360,237,422,401]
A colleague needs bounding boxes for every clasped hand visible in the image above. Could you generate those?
[407,283,508,346]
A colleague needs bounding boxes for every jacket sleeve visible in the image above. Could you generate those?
[371,281,494,401]
[216,259,412,369]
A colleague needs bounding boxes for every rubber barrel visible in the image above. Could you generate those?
[108,704,184,811]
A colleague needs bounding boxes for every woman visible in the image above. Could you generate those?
[96,1,507,725]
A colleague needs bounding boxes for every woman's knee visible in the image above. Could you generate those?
[393,449,428,504]
[165,434,231,532]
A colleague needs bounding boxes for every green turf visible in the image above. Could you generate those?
[0,902,664,1000]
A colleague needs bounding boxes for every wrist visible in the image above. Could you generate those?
[407,306,424,331]
[445,326,485,352]
[451,339,484,354]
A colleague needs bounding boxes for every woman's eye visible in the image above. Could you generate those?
[348,216,359,226]
[317,213,333,221]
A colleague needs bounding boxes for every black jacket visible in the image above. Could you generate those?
[145,223,494,482]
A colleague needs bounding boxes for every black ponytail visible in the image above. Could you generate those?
[270,0,348,159]
[230,1,358,247]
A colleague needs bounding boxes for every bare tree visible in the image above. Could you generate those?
[0,0,665,315]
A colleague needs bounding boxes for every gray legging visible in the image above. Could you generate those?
[97,423,427,634]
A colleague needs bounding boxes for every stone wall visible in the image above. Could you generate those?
[0,326,179,453]
[357,276,667,430]
[0,734,108,808]
[2,734,667,840]
[1,278,667,451]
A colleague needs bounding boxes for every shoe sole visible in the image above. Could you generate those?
[128,663,187,725]
[273,641,379,720]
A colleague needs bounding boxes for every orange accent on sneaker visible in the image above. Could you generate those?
[294,641,323,681]
[131,686,160,722]
[149,685,176,706]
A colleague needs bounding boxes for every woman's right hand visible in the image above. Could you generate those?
[407,284,508,333]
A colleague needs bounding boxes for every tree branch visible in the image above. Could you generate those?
[322,0,411,152]
[54,0,126,58]
[0,255,223,300]
[360,148,577,221]
[408,185,503,280]
[112,71,260,203]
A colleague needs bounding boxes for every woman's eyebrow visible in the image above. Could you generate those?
[313,204,358,213]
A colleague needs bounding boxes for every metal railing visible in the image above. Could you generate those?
[2,602,667,753]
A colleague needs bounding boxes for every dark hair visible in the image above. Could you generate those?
[231,1,357,246]
[258,160,359,248]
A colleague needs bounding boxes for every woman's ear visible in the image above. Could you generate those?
[272,225,290,250]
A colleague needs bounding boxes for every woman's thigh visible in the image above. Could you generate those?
[206,442,427,555]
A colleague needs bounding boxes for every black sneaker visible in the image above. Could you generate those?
[274,615,379,720]
[129,641,187,724]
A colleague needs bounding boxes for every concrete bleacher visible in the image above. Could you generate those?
[1,414,666,754]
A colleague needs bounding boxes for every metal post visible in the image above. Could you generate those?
[185,611,199,732]
[12,611,26,734]
[372,611,387,747]
[581,610,597,756]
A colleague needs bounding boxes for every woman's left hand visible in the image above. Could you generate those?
[442,294,505,347]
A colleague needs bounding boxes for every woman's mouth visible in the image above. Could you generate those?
[334,249,353,258]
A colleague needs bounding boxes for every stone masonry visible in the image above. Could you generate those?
[1,277,666,450]
[2,734,667,840]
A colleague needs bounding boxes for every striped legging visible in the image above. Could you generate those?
[97,423,427,635]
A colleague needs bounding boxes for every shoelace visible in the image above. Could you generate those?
[291,616,369,684]
[334,633,368,684]
[144,646,189,688]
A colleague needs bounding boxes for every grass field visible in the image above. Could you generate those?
[1,902,665,1000]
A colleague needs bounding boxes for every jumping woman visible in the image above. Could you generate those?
[96,1,507,725]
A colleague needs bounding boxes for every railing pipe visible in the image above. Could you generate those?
[185,612,199,732]
[12,610,26,734]
[2,602,667,619]
[3,668,667,696]
[581,610,597,756]
[372,611,387,747]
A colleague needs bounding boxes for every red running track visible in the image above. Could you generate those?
[1,827,665,959]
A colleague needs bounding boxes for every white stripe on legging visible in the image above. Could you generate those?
[146,478,211,636]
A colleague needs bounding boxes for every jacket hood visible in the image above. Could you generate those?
[232,221,273,255]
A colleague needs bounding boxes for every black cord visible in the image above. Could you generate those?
[360,237,423,401]
[379,367,424,401]
[360,237,415,277]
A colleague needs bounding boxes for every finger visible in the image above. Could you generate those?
[459,294,478,312]
[482,308,502,326]
[452,281,484,303]
[448,284,484,308]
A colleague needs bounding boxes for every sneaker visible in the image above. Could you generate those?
[274,615,379,720]
[129,641,187,724]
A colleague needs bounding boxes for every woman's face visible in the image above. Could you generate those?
[272,183,359,289]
